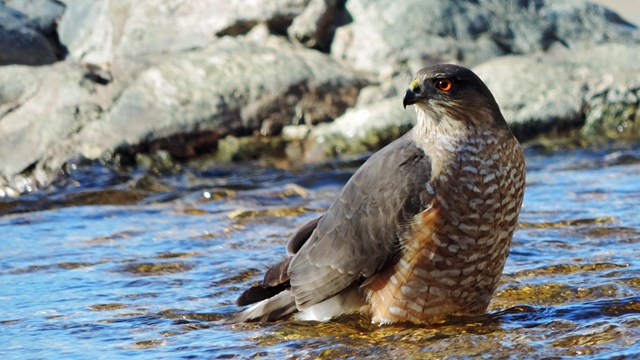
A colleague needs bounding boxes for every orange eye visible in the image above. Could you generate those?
[436,79,452,92]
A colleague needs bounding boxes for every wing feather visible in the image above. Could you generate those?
[289,133,433,309]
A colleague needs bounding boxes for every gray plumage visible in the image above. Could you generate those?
[289,133,433,308]
[230,134,433,321]
[229,63,525,324]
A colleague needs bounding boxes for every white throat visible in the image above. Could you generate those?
[411,106,497,179]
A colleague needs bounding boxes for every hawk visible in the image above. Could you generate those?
[229,64,526,324]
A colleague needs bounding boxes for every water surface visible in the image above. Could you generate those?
[1,146,640,359]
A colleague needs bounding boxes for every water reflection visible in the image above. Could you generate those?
[1,147,640,358]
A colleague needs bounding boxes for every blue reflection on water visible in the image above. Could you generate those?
[1,147,640,358]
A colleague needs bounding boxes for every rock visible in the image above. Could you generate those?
[57,0,114,67]
[70,37,362,157]
[216,135,286,162]
[473,43,640,140]
[206,0,311,36]
[0,37,365,189]
[3,0,640,196]
[288,0,348,52]
[61,0,314,67]
[301,97,414,161]
[473,55,585,140]
[58,0,312,67]
[301,42,640,158]
[4,0,66,59]
[4,0,65,36]
[591,0,640,26]
[0,62,117,180]
[73,37,363,158]
[0,4,57,65]
[582,71,640,141]
[331,0,640,77]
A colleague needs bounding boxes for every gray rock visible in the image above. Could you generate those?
[58,0,312,66]
[288,0,346,52]
[582,71,640,140]
[71,37,363,158]
[331,0,640,77]
[0,37,363,189]
[473,55,585,140]
[4,0,65,35]
[473,43,640,140]
[116,0,310,57]
[4,0,640,196]
[301,42,640,158]
[0,4,56,65]
[0,63,113,179]
[301,97,414,161]
[57,0,114,67]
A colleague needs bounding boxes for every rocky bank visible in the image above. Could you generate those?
[1,0,639,195]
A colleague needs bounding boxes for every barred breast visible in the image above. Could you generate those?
[366,129,525,324]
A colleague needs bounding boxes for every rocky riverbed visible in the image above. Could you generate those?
[1,0,639,195]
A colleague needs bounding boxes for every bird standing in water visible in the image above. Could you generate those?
[230,64,525,324]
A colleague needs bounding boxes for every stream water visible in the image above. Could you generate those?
[1,145,640,359]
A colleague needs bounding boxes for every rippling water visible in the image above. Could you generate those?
[2,146,640,359]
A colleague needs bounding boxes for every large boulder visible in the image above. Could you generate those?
[114,0,311,58]
[331,0,640,78]
[2,0,640,195]
[57,0,115,67]
[0,62,119,180]
[58,0,312,67]
[73,37,364,158]
[299,42,640,159]
[474,43,640,140]
[0,37,365,189]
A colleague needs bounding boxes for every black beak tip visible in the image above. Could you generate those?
[403,89,416,110]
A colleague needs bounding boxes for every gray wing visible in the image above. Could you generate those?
[289,132,433,309]
[286,215,323,255]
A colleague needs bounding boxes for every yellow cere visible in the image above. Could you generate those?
[410,79,420,92]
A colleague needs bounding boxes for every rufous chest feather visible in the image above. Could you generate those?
[366,130,525,324]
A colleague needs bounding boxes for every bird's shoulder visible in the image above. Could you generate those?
[336,132,433,218]
[290,132,434,287]
[287,133,433,258]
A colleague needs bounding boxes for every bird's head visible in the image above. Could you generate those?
[403,64,509,132]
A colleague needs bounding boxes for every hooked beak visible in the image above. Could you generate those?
[403,89,419,109]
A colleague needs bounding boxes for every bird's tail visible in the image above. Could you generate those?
[227,289,297,323]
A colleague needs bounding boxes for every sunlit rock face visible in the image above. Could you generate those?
[1,0,640,193]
